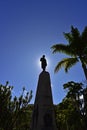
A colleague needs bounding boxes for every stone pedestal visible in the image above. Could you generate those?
[31,71,57,130]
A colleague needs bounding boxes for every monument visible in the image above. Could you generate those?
[31,55,57,130]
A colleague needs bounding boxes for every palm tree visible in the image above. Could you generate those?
[51,26,87,80]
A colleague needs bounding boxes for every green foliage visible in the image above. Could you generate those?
[1,81,87,130]
[55,81,87,130]
[63,81,82,99]
[51,26,87,79]
[54,57,79,73]
[51,26,87,129]
[0,81,33,130]
[55,98,82,130]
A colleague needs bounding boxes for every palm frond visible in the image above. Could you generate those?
[81,56,87,65]
[81,26,87,43]
[71,26,80,38]
[54,57,79,73]
[65,58,79,72]
[68,26,81,49]
[51,44,74,56]
[63,32,73,44]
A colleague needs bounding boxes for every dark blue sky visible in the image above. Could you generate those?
[0,0,87,104]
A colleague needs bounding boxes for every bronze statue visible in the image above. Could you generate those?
[40,55,47,71]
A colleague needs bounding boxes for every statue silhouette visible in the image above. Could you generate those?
[40,55,47,71]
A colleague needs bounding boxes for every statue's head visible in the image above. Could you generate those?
[43,55,45,58]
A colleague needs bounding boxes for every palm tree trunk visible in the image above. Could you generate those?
[81,62,87,80]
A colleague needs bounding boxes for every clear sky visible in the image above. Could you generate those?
[0,0,87,104]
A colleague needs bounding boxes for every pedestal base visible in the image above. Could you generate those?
[31,71,57,130]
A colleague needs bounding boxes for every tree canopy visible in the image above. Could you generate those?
[51,26,87,79]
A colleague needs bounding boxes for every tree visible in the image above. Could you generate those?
[0,81,33,130]
[55,81,86,130]
[55,98,83,130]
[82,86,87,129]
[63,81,82,99]
[63,81,83,112]
[51,26,87,79]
